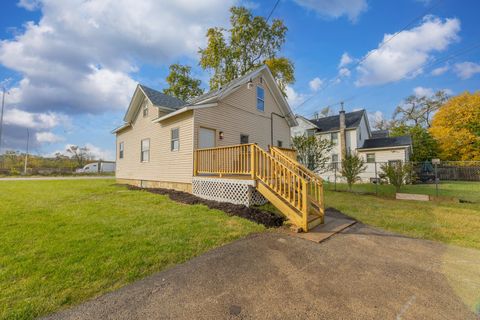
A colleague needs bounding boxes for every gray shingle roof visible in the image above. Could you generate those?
[188,65,266,105]
[309,110,365,132]
[360,135,412,149]
[139,84,186,109]
[371,130,389,138]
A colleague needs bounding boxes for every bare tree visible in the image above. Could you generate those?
[394,90,449,128]
[66,145,91,168]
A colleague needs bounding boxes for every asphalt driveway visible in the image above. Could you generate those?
[44,222,479,319]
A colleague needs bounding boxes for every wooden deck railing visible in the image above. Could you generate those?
[194,144,251,177]
[194,144,308,223]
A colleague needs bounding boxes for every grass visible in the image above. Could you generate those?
[324,181,480,203]
[324,190,480,250]
[260,181,480,250]
[0,179,264,319]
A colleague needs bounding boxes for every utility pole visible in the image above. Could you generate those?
[24,129,29,175]
[0,87,5,168]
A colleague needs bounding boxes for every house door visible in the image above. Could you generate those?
[198,127,216,149]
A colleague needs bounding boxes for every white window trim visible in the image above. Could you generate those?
[119,142,124,159]
[171,128,180,151]
[366,153,375,163]
[142,101,149,117]
[256,85,265,112]
[141,138,150,162]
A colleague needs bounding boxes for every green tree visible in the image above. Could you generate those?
[163,64,204,101]
[199,6,294,94]
[340,153,366,191]
[292,134,333,172]
[390,124,439,162]
[380,162,414,192]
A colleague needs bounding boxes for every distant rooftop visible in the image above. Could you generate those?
[308,109,365,132]
[360,135,412,149]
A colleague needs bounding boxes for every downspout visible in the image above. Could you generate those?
[271,112,285,147]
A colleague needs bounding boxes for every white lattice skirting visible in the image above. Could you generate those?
[192,177,268,207]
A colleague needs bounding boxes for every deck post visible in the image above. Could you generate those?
[250,144,256,179]
[193,150,198,176]
[302,180,309,231]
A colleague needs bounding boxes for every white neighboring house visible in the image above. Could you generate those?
[291,109,413,182]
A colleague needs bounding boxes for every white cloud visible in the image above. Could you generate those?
[309,77,323,91]
[355,16,460,86]
[431,64,449,76]
[285,85,308,109]
[85,143,114,161]
[338,67,351,77]
[453,61,480,79]
[293,0,367,22]
[339,52,353,68]
[4,108,69,129]
[17,0,41,10]
[413,86,434,97]
[0,0,234,115]
[36,131,65,143]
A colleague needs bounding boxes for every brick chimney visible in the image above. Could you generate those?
[339,102,347,158]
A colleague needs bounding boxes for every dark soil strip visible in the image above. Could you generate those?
[125,185,285,228]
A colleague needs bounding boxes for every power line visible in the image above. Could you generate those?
[307,40,480,118]
[295,0,443,111]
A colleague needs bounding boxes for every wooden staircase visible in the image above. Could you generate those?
[194,144,325,232]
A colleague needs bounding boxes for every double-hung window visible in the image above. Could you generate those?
[256,86,265,111]
[141,139,150,162]
[366,153,375,163]
[331,132,338,145]
[119,142,124,159]
[171,128,180,151]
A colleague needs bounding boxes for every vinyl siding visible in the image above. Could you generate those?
[193,76,291,150]
[115,99,194,184]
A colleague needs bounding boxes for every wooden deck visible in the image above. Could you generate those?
[193,144,325,232]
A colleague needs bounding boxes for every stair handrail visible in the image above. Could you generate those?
[270,146,325,216]
[269,146,323,185]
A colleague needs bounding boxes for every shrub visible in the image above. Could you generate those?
[340,153,366,191]
[380,162,414,192]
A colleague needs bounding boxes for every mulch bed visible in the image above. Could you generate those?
[126,185,285,228]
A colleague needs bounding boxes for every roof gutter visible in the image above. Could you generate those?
[111,123,131,134]
[357,145,410,151]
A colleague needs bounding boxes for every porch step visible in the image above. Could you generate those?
[308,214,323,230]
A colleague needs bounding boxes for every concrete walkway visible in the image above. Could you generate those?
[44,221,479,319]
[0,176,114,181]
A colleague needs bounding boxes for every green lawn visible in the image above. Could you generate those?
[0,180,264,319]
[259,181,480,250]
[324,181,480,203]
[324,186,480,250]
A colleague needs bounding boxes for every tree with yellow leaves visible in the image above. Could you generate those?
[430,91,480,161]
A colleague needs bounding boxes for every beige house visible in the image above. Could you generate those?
[113,65,296,193]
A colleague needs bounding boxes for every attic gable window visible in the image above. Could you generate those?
[142,101,148,117]
[256,86,264,111]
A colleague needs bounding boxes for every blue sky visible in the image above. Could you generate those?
[0,0,479,160]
